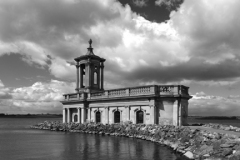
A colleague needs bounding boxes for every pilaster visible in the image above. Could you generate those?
[63,109,66,123]
[75,63,79,92]
[67,108,70,123]
[100,62,104,90]
[77,108,81,123]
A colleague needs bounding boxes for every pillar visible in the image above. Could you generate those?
[63,109,66,123]
[81,108,86,123]
[76,63,79,92]
[88,108,91,122]
[67,108,70,123]
[178,100,182,126]
[77,108,81,123]
[97,66,100,88]
[150,105,155,124]
[105,107,109,124]
[85,64,90,89]
[79,64,82,88]
[173,100,179,126]
[125,106,130,121]
[100,62,104,90]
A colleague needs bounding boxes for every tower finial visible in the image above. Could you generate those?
[89,39,92,48]
[86,39,94,55]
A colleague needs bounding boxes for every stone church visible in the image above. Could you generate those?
[61,40,192,126]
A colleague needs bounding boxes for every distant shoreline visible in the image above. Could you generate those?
[188,116,239,120]
[0,114,62,118]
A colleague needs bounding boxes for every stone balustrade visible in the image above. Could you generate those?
[63,85,190,101]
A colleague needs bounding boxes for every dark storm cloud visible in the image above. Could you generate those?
[105,56,240,84]
[132,0,148,7]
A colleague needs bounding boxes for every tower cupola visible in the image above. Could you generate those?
[74,39,105,93]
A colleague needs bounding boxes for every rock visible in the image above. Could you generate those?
[224,127,231,131]
[221,148,232,156]
[220,143,234,148]
[184,151,194,159]
[233,150,240,156]
[195,145,213,156]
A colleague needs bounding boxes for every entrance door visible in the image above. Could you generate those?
[136,110,144,124]
[96,111,101,123]
[74,115,78,122]
[114,111,120,123]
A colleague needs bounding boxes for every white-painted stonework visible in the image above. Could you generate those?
[61,40,192,126]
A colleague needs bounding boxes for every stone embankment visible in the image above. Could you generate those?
[31,121,240,160]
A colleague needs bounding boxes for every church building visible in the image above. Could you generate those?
[61,40,192,126]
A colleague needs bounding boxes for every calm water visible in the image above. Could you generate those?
[188,118,240,127]
[0,118,187,160]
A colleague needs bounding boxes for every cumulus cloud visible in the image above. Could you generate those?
[0,80,75,114]
[1,0,240,115]
[1,0,240,86]
[0,80,12,99]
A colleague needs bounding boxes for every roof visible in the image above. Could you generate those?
[74,39,105,62]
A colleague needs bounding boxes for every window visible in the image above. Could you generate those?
[136,110,144,124]
[94,72,97,84]
[96,111,101,123]
[114,111,120,123]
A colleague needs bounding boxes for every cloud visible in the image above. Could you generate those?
[0,0,240,90]
[189,92,240,116]
[132,0,148,7]
[0,80,12,99]
[12,80,74,101]
[0,80,75,114]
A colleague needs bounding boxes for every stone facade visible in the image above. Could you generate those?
[61,40,192,126]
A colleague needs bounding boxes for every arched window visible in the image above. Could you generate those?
[114,111,120,123]
[96,111,101,123]
[74,115,78,122]
[136,110,144,124]
[94,72,97,84]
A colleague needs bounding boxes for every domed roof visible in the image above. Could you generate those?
[74,39,105,62]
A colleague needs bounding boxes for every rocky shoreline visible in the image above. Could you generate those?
[31,121,240,160]
[203,123,240,132]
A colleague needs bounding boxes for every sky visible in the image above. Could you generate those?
[0,0,240,116]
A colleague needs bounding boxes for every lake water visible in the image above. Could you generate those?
[188,118,240,127]
[0,118,187,160]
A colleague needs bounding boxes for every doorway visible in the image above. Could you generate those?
[96,111,101,123]
[114,111,120,123]
[136,110,144,124]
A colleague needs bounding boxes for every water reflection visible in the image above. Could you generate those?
[0,118,188,160]
[56,133,187,160]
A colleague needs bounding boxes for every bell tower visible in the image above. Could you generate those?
[74,39,105,93]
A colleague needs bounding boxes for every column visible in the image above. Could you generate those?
[77,108,81,123]
[79,64,82,88]
[63,109,66,123]
[88,108,91,122]
[76,63,79,92]
[100,62,104,90]
[125,106,130,121]
[81,108,85,123]
[173,100,179,126]
[67,108,70,123]
[105,107,109,124]
[150,105,155,124]
[89,63,92,89]
[85,63,89,88]
[178,100,182,126]
[97,67,100,88]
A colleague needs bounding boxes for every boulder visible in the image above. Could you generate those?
[184,151,194,159]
